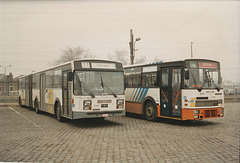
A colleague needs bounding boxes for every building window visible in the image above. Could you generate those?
[9,86,13,92]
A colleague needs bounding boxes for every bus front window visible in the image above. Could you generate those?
[74,71,124,96]
[184,68,221,89]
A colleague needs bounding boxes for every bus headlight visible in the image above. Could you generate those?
[83,100,91,106]
[117,99,124,105]
[117,99,124,109]
[193,110,199,115]
[83,100,92,110]
[194,115,199,119]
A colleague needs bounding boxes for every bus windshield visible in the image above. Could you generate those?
[74,71,124,96]
[184,61,222,89]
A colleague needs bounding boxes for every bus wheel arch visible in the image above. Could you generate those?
[19,96,22,106]
[142,97,157,121]
[34,98,40,114]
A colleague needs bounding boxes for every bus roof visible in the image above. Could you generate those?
[18,58,123,78]
[124,58,220,69]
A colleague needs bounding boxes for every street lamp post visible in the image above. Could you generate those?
[191,42,193,58]
[0,65,12,95]
[129,29,141,65]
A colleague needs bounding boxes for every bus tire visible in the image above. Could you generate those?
[56,103,63,122]
[144,102,157,121]
[19,97,22,107]
[35,101,40,114]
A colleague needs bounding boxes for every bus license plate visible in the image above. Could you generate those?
[102,114,109,117]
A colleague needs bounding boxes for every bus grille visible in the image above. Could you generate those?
[204,110,217,118]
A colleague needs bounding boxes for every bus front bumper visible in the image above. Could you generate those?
[72,110,126,119]
[182,107,224,120]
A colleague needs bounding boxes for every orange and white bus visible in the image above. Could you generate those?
[18,59,125,121]
[124,59,224,121]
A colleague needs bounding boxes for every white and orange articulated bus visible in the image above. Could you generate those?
[124,59,224,121]
[18,59,125,121]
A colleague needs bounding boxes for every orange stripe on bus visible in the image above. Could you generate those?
[161,89,168,103]
[157,105,160,117]
[125,102,142,114]
[172,90,181,105]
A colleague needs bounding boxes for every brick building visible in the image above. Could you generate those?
[0,73,18,95]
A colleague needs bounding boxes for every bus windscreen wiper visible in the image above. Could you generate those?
[80,80,95,98]
[75,75,95,98]
[198,70,220,92]
[100,76,117,98]
[198,80,220,92]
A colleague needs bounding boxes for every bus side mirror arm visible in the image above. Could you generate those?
[68,72,73,81]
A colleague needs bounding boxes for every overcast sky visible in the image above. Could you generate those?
[0,0,239,83]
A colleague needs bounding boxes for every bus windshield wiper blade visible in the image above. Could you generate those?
[198,86,203,92]
[76,75,95,98]
[80,80,95,98]
[100,76,117,98]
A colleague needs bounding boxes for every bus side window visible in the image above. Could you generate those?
[142,73,146,87]
[132,74,141,87]
[53,69,62,88]
[124,67,141,87]
[46,70,54,88]
[152,73,157,86]
[124,73,132,87]
[162,69,169,87]
[143,72,157,87]
[172,69,181,87]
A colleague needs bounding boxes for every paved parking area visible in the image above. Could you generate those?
[0,103,239,162]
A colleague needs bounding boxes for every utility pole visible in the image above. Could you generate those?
[129,29,141,65]
[191,42,193,58]
[129,29,134,65]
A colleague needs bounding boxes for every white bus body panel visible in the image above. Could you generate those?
[32,88,39,104]
[72,95,125,118]
[125,88,160,104]
[182,89,224,109]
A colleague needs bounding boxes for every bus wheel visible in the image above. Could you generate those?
[145,102,157,121]
[35,101,40,114]
[19,97,22,107]
[56,103,63,122]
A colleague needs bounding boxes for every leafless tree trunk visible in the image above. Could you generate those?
[49,46,95,66]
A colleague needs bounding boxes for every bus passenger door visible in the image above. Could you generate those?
[171,68,181,117]
[25,77,29,106]
[40,74,46,111]
[160,68,170,116]
[62,71,72,118]
[160,68,182,118]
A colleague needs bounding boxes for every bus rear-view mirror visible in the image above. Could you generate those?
[185,69,189,80]
[68,72,73,81]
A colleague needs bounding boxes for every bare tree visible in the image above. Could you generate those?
[49,46,94,66]
[108,49,148,66]
[135,55,146,64]
[108,50,129,66]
